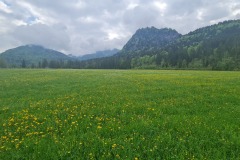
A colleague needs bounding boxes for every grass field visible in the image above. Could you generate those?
[0,69,240,159]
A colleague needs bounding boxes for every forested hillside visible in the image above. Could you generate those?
[78,20,240,70]
[158,20,240,70]
[0,45,71,68]
[121,27,181,54]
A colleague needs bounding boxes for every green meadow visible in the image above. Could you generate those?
[0,69,239,159]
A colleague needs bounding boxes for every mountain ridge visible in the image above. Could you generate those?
[77,49,119,61]
[81,19,240,70]
[0,45,120,67]
[1,19,240,70]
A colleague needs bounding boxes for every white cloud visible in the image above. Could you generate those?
[0,0,240,55]
[153,1,167,11]
[0,1,12,13]
[15,1,56,25]
[78,16,99,24]
[12,19,27,26]
[127,3,139,10]
[74,1,86,9]
[197,10,204,21]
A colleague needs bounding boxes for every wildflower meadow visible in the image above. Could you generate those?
[0,69,239,159]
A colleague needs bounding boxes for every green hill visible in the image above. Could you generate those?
[0,45,71,67]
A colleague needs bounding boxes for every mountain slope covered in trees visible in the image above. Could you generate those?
[0,45,71,68]
[80,20,240,70]
[158,20,240,70]
[79,27,182,69]
[121,27,181,54]
[0,45,119,68]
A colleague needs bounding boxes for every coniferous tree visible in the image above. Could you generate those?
[21,59,26,68]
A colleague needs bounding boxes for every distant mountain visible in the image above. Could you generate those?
[0,45,71,67]
[78,49,119,61]
[77,20,240,70]
[121,27,181,54]
[1,20,240,70]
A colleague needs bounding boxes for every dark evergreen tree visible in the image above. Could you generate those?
[21,59,26,68]
[42,59,48,68]
[0,58,7,68]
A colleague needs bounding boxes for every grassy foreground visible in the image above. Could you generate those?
[0,69,239,159]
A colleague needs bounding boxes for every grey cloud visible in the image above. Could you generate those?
[0,0,240,55]
[164,0,203,15]
[202,7,230,21]
[123,5,160,31]
[12,23,70,52]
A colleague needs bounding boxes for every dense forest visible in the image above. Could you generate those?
[0,20,240,70]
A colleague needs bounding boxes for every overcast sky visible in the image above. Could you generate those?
[0,0,240,55]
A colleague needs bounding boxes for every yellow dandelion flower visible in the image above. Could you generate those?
[112,144,117,148]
